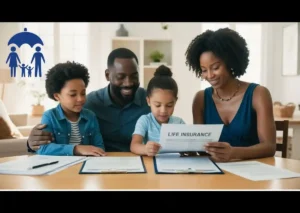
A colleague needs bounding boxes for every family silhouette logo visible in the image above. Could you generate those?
[5,28,46,78]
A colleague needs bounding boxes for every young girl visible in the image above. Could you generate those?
[36,61,106,156]
[130,65,185,156]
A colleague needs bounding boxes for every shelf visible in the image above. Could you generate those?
[144,65,172,69]
[111,37,172,88]
[144,40,172,66]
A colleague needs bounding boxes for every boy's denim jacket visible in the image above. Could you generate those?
[36,104,105,156]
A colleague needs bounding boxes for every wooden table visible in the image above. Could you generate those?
[1,152,300,190]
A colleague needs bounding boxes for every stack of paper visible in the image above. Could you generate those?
[0,155,88,176]
[217,161,300,181]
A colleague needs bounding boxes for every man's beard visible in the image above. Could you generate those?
[110,83,140,105]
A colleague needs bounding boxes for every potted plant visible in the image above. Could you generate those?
[150,51,167,66]
[17,80,46,116]
[30,90,46,116]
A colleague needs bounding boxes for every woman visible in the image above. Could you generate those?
[184,28,276,162]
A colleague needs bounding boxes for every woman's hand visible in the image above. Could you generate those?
[204,142,233,162]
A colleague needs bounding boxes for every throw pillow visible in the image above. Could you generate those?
[0,117,14,139]
[0,99,23,138]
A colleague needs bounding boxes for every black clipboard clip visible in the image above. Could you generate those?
[179,152,211,157]
[98,170,128,174]
[84,169,128,173]
[161,168,217,173]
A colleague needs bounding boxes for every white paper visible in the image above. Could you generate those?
[80,156,145,173]
[155,153,222,173]
[0,155,88,176]
[159,124,223,153]
[217,161,300,181]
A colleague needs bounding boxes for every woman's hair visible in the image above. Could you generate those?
[45,61,90,101]
[185,27,249,78]
[147,65,178,98]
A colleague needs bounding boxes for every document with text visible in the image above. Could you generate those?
[158,124,224,153]
[217,161,300,181]
[154,153,223,174]
[79,156,146,174]
[0,155,88,176]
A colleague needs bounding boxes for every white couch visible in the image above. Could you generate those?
[0,100,34,157]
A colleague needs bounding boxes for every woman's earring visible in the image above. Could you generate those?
[231,68,234,76]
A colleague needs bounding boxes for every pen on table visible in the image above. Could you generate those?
[28,161,59,170]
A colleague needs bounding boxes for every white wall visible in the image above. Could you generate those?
[267,22,300,105]
[88,23,120,93]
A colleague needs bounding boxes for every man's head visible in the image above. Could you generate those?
[105,48,140,105]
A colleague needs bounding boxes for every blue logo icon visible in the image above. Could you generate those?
[6,28,46,78]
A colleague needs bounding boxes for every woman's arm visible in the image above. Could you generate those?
[181,90,205,156]
[91,115,105,151]
[231,86,276,160]
[192,90,205,124]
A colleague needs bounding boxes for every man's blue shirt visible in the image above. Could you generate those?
[84,85,150,152]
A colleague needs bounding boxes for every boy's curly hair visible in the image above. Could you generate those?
[45,61,90,101]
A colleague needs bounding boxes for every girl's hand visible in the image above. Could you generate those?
[145,141,161,156]
[204,142,233,162]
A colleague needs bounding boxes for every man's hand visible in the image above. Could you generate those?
[74,145,106,156]
[144,141,161,156]
[28,124,53,151]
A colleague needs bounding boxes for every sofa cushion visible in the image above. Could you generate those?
[0,100,23,138]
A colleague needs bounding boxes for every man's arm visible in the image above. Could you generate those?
[91,115,105,151]
[27,123,53,152]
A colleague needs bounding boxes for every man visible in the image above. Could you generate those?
[27,48,151,152]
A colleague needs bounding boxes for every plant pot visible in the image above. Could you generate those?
[31,104,44,116]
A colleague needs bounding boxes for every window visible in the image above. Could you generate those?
[235,23,262,84]
[20,22,90,111]
[20,22,54,80]
[59,23,89,66]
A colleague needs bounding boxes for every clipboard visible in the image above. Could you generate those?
[153,154,224,174]
[79,156,147,174]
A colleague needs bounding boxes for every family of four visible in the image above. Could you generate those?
[26,28,276,162]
